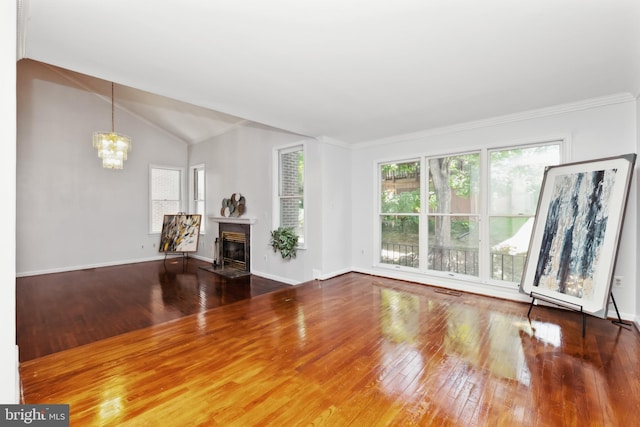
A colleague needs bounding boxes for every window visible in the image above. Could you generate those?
[191,165,205,233]
[379,160,420,267]
[150,166,183,234]
[275,144,305,244]
[488,145,560,281]
[427,153,480,276]
[377,140,562,285]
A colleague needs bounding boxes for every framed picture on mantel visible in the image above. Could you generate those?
[520,154,636,317]
[159,214,202,253]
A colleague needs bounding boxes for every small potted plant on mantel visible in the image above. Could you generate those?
[269,227,299,260]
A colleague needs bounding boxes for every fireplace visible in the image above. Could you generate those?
[219,222,250,272]
[222,231,247,270]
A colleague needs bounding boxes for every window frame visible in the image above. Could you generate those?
[149,165,185,234]
[190,164,206,234]
[273,142,306,247]
[375,138,566,288]
[484,142,563,285]
[377,158,423,269]
[426,150,482,277]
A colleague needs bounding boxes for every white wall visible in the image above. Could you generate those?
[318,139,352,278]
[188,124,310,283]
[16,60,188,275]
[16,59,354,285]
[351,96,639,320]
[1,0,18,404]
[188,128,352,284]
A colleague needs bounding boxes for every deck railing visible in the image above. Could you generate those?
[380,243,527,282]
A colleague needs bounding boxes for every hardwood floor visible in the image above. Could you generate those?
[16,259,289,361]
[18,266,640,426]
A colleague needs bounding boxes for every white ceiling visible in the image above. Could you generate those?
[19,0,640,145]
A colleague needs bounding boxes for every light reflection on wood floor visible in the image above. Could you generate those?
[16,259,289,361]
[19,271,640,426]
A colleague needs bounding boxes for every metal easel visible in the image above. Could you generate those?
[163,251,189,272]
[527,292,586,337]
[609,293,632,329]
[527,290,632,338]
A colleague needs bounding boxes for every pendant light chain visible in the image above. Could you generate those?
[111,82,115,133]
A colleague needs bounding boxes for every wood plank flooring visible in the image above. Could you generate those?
[18,266,640,426]
[16,259,289,361]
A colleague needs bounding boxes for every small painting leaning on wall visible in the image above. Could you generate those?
[159,214,202,252]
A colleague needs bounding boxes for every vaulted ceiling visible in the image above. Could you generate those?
[18,0,640,145]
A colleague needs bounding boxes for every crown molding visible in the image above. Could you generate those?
[354,93,636,150]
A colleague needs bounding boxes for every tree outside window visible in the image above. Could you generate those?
[428,153,480,276]
[377,141,561,285]
[380,161,420,268]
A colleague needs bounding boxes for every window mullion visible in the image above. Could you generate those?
[419,158,428,271]
[478,148,490,281]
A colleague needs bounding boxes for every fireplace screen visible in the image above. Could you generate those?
[221,231,247,270]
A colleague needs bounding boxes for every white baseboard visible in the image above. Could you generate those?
[352,266,532,304]
[249,270,299,285]
[15,345,20,404]
[314,267,352,281]
[17,254,215,278]
[188,254,213,264]
[250,267,352,285]
[352,267,640,323]
[16,256,166,277]
[608,309,635,323]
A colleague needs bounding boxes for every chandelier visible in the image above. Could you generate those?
[92,82,132,169]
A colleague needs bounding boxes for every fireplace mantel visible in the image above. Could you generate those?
[208,215,256,225]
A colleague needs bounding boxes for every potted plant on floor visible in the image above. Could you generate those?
[269,227,299,260]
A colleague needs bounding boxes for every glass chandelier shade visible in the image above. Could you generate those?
[93,83,132,169]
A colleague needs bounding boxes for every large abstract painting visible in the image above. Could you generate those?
[520,154,635,317]
[159,214,202,253]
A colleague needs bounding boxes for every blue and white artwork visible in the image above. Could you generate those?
[521,154,635,317]
[533,169,617,300]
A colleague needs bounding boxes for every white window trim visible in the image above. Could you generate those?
[189,164,206,234]
[272,142,307,248]
[374,137,568,288]
[483,140,566,287]
[149,164,185,234]
[375,157,422,271]
[425,149,482,276]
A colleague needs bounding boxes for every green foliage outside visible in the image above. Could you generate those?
[381,162,420,244]
[380,146,556,258]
